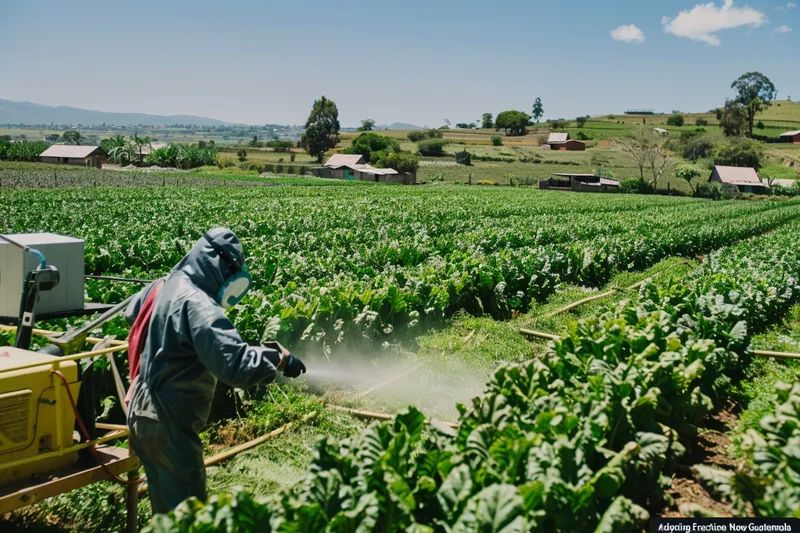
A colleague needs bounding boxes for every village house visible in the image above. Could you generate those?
[40,145,108,168]
[313,154,415,184]
[779,130,800,144]
[708,165,769,194]
[546,132,585,151]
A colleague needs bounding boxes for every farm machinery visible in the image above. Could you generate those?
[0,233,141,531]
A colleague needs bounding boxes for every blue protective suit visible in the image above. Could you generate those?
[125,227,281,513]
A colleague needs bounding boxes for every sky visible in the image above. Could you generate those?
[0,0,797,127]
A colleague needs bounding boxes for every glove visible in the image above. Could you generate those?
[282,354,306,378]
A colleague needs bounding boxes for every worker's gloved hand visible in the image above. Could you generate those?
[282,354,306,378]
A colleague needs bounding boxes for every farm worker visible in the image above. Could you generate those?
[124,227,306,514]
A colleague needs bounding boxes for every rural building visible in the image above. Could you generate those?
[708,165,769,194]
[313,154,416,184]
[40,145,108,168]
[539,172,620,193]
[779,130,800,144]
[546,132,585,151]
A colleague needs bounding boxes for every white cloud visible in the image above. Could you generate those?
[611,24,646,43]
[662,0,767,45]
[776,2,796,11]
[773,24,792,33]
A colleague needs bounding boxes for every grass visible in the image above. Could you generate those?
[730,305,800,455]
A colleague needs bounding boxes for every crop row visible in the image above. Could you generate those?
[4,188,800,349]
[146,216,800,531]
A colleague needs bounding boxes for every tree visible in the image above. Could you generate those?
[407,131,426,142]
[532,97,543,123]
[576,116,587,128]
[344,132,400,163]
[491,135,503,146]
[61,130,82,145]
[455,123,475,129]
[481,113,493,129]
[45,133,60,142]
[417,139,446,157]
[713,137,764,170]
[132,134,152,157]
[647,141,674,190]
[299,96,340,163]
[358,119,375,132]
[675,164,703,194]
[382,151,419,174]
[495,110,531,136]
[442,119,451,129]
[731,72,777,137]
[614,126,660,181]
[718,100,748,137]
[237,149,248,162]
[666,114,684,127]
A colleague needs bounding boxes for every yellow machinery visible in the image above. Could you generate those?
[0,347,80,487]
[0,233,142,532]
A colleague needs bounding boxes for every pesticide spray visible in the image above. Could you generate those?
[298,347,488,420]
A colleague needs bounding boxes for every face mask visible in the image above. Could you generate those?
[217,265,252,309]
[204,232,252,309]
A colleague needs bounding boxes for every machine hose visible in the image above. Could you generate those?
[50,370,143,487]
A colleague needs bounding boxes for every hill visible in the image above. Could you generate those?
[0,99,232,127]
[386,122,423,131]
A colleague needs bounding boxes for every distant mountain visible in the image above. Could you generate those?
[0,99,232,127]
[386,122,422,130]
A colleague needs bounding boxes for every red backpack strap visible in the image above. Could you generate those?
[125,280,164,404]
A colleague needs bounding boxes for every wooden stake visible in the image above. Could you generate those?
[541,277,655,319]
[520,329,800,361]
[204,411,317,467]
[753,349,800,360]
[326,404,459,430]
[519,328,560,341]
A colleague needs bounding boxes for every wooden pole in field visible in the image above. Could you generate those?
[520,328,800,361]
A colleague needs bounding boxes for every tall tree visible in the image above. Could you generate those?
[532,97,544,123]
[300,96,340,163]
[481,113,493,129]
[730,72,776,138]
[358,119,375,132]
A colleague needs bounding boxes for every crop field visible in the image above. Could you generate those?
[2,180,800,531]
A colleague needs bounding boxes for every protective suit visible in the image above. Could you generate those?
[125,227,290,513]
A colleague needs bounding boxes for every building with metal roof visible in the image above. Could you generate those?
[40,145,108,168]
[546,132,585,151]
[547,133,568,144]
[323,154,366,169]
[314,153,415,184]
[539,172,619,193]
[709,165,768,194]
[779,130,800,144]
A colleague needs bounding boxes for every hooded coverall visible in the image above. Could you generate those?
[125,227,283,514]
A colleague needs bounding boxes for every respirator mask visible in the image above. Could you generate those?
[204,233,252,309]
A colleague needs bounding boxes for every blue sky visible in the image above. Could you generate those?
[0,0,797,127]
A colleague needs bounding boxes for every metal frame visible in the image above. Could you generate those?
[0,336,140,531]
